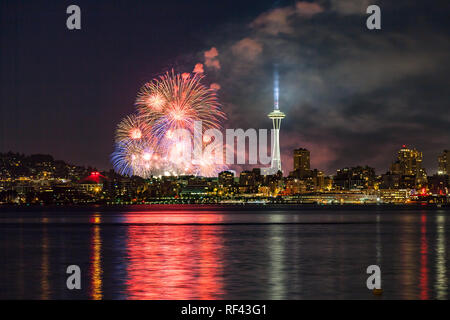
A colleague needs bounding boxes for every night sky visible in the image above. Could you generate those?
[1,0,449,174]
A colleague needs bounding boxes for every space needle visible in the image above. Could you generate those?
[262,66,285,175]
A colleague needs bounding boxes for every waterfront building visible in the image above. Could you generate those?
[379,189,411,204]
[218,171,234,187]
[427,174,449,195]
[333,166,376,190]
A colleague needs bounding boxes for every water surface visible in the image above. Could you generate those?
[0,208,448,299]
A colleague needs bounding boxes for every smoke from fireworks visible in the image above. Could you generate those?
[111,70,226,178]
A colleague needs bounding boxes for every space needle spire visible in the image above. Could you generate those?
[274,66,280,110]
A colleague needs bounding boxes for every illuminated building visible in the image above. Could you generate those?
[431,149,450,195]
[239,171,255,193]
[286,192,379,204]
[389,145,427,188]
[251,168,263,186]
[379,189,411,203]
[333,166,375,190]
[438,150,450,175]
[428,174,449,195]
[288,148,325,192]
[262,67,285,176]
[217,171,236,196]
[266,171,284,196]
[284,178,307,195]
[77,183,103,194]
[310,169,326,191]
[380,173,401,189]
[390,145,423,176]
[218,171,234,187]
[292,148,311,178]
[180,185,209,197]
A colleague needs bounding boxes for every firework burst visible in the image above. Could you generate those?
[115,114,149,144]
[112,70,227,177]
[111,140,155,178]
[135,71,225,140]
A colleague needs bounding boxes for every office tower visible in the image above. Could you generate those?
[390,145,423,176]
[293,148,310,175]
[438,150,450,175]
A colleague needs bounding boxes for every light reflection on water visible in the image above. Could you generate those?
[90,213,103,300]
[420,213,429,300]
[435,214,447,299]
[125,222,225,299]
[0,209,449,299]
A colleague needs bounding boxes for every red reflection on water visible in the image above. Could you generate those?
[197,227,224,299]
[419,213,429,300]
[122,212,225,225]
[125,213,224,299]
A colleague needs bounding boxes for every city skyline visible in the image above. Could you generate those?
[2,143,449,206]
[1,144,449,179]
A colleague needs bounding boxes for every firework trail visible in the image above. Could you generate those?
[112,70,227,177]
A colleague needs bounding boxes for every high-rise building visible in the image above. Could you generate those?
[438,150,450,175]
[293,148,310,175]
[390,145,423,176]
[388,145,427,188]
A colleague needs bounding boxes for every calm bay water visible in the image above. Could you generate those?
[0,207,449,299]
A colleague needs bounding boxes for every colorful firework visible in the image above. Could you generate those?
[135,70,225,140]
[112,70,227,177]
[115,114,149,144]
[111,140,151,178]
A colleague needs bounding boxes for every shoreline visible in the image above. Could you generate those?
[0,203,449,212]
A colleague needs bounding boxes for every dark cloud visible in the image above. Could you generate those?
[206,0,450,174]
